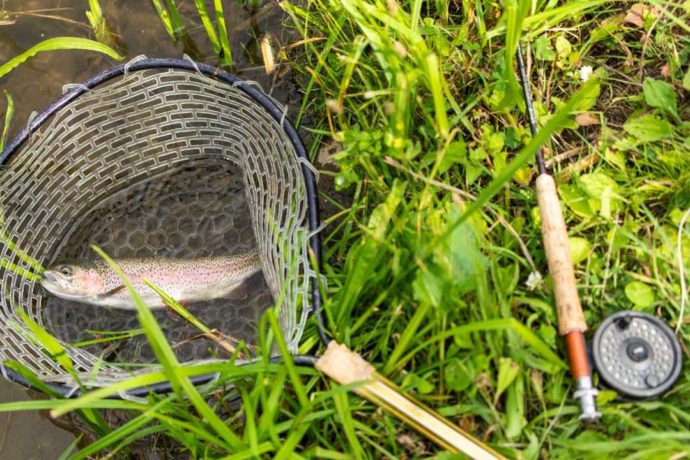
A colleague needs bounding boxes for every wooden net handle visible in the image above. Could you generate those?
[316,342,505,459]
[536,174,587,334]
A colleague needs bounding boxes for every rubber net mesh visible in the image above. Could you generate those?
[0,67,313,388]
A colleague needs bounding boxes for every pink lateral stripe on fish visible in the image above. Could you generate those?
[40,251,262,310]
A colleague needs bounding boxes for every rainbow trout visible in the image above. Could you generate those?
[40,251,261,310]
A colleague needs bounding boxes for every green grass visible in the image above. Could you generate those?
[284,0,690,457]
[151,0,234,67]
[1,0,690,458]
[0,37,123,79]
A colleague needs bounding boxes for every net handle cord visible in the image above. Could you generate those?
[0,58,329,397]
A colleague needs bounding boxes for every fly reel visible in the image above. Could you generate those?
[592,311,683,399]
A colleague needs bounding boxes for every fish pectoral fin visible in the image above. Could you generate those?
[97,285,127,299]
[226,282,248,301]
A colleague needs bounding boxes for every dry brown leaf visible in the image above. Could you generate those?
[623,3,657,28]
[575,112,600,126]
[260,34,275,76]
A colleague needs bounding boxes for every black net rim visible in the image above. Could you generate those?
[0,57,325,397]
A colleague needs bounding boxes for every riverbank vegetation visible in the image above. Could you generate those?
[1,0,689,457]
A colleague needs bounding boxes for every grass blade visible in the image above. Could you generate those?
[266,309,309,407]
[193,0,221,54]
[143,278,253,357]
[57,435,82,460]
[0,399,145,412]
[0,210,45,275]
[151,0,175,39]
[396,318,567,373]
[213,0,233,66]
[164,0,186,39]
[1,89,13,151]
[0,37,123,79]
[69,398,171,460]
[15,309,76,378]
[89,245,245,449]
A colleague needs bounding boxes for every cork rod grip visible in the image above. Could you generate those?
[536,174,587,335]
[316,342,504,459]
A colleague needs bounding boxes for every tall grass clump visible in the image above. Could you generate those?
[286,0,690,457]
[152,0,234,66]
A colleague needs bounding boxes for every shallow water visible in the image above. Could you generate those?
[0,0,296,140]
[0,0,298,455]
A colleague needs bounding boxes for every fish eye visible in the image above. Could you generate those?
[58,266,73,276]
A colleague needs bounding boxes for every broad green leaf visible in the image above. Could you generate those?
[412,264,444,307]
[623,114,674,142]
[505,374,526,439]
[367,180,406,240]
[484,129,505,154]
[580,173,618,198]
[599,184,615,218]
[604,147,626,171]
[625,281,655,308]
[0,37,123,79]
[559,184,595,218]
[438,140,466,174]
[403,373,435,395]
[571,80,600,112]
[533,36,555,61]
[597,389,618,405]
[495,357,520,402]
[555,36,572,60]
[579,172,622,217]
[440,207,487,295]
[643,78,677,116]
[568,237,591,265]
[444,359,473,392]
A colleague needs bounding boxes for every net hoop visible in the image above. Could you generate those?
[0,57,323,397]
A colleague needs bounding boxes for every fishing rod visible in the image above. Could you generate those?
[516,43,600,421]
[516,44,682,418]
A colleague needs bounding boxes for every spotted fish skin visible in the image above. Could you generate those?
[40,251,262,310]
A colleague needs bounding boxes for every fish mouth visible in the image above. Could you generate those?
[41,272,58,283]
[40,275,63,296]
[40,271,81,299]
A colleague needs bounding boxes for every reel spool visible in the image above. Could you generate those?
[592,311,683,399]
